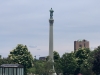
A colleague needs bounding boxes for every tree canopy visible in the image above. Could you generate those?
[92,46,100,75]
[1,44,100,75]
[8,44,34,75]
[60,52,78,75]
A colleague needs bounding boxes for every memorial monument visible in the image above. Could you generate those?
[49,8,56,75]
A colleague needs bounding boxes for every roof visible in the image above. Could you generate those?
[39,57,46,60]
[0,64,24,68]
[77,39,82,41]
[77,39,87,42]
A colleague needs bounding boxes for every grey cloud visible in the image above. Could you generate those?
[29,45,37,48]
[37,49,41,50]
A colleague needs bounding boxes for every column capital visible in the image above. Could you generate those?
[49,19,54,24]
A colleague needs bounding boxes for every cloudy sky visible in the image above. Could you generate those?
[0,0,100,58]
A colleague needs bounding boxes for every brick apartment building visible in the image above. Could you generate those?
[74,39,89,51]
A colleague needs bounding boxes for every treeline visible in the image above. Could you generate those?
[0,44,100,75]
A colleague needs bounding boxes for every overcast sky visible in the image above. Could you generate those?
[0,0,100,58]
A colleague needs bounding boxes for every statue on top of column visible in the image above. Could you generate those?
[50,8,54,19]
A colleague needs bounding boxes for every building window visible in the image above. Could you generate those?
[83,39,86,42]
[84,43,85,47]
[79,44,82,48]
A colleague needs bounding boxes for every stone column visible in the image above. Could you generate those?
[49,8,56,75]
[49,19,54,62]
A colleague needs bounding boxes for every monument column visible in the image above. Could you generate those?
[49,8,54,62]
[49,8,56,75]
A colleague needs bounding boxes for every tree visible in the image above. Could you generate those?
[31,60,54,75]
[0,55,1,59]
[75,48,90,66]
[8,44,34,75]
[27,67,36,74]
[0,57,14,65]
[53,51,62,74]
[34,60,45,74]
[53,51,60,62]
[60,52,78,75]
[74,48,91,75]
[80,59,93,75]
[45,51,61,74]
[80,50,95,75]
[92,46,100,75]
[46,51,60,61]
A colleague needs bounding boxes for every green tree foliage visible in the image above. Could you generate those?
[53,51,62,74]
[34,60,45,74]
[74,48,91,75]
[46,51,60,61]
[0,57,14,65]
[75,48,90,66]
[53,51,60,62]
[8,44,34,75]
[92,46,100,75]
[27,67,36,74]
[44,60,54,75]
[1,44,97,75]
[80,50,96,75]
[0,55,1,59]
[80,59,93,75]
[33,51,61,75]
[60,52,78,75]
[28,60,54,75]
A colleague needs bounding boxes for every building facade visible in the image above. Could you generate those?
[74,39,89,51]
[39,57,46,61]
[0,64,24,75]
